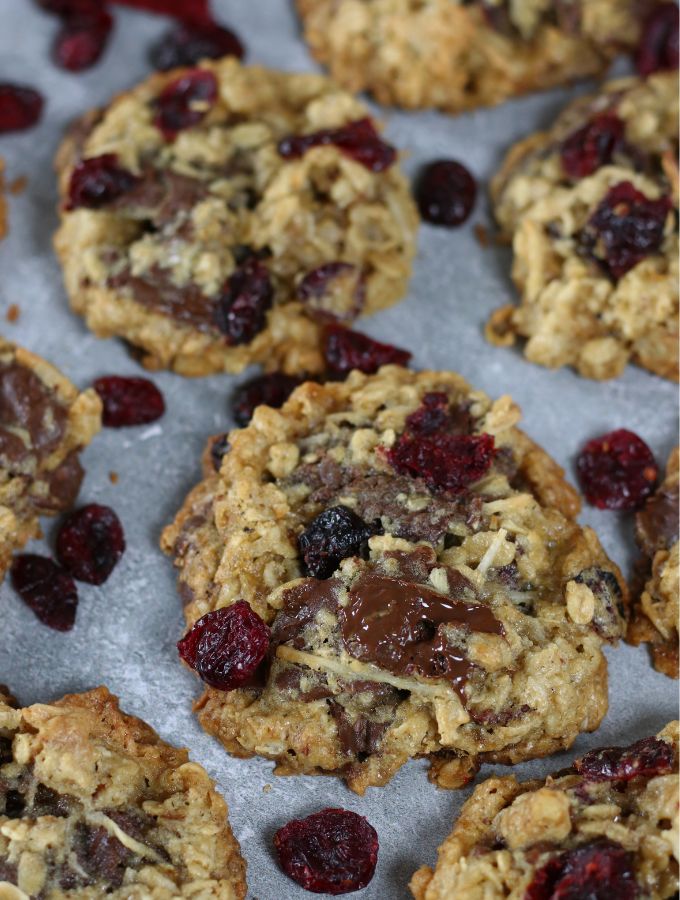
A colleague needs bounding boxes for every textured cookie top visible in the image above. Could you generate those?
[488,73,679,381]
[297,0,647,113]
[53,58,418,376]
[0,338,101,579]
[411,722,679,900]
[164,367,626,791]
[0,687,246,899]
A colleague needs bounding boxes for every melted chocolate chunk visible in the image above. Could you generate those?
[0,360,67,467]
[271,579,341,650]
[340,573,503,696]
[328,702,389,760]
[33,451,84,513]
[636,480,679,559]
[108,267,218,332]
[74,823,136,888]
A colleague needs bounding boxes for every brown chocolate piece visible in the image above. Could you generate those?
[109,267,218,333]
[635,481,679,560]
[272,578,341,649]
[340,573,503,695]
[0,360,67,466]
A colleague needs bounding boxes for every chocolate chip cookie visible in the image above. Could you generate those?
[297,1,649,114]
[627,448,679,678]
[162,366,627,794]
[488,73,678,381]
[0,338,101,582]
[53,58,418,376]
[0,686,246,898]
[411,721,679,899]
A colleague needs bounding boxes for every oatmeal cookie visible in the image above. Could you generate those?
[162,366,627,793]
[411,721,679,899]
[0,338,101,582]
[297,0,650,114]
[0,686,246,899]
[627,448,679,678]
[53,58,418,377]
[488,73,679,381]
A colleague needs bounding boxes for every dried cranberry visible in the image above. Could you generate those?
[561,114,626,180]
[150,20,244,71]
[154,69,218,139]
[53,7,113,71]
[210,433,230,472]
[56,504,125,585]
[274,808,378,895]
[0,84,44,134]
[299,506,380,579]
[93,376,165,427]
[231,373,303,428]
[405,392,450,435]
[177,601,270,691]
[575,735,674,782]
[323,325,411,377]
[386,432,495,494]
[298,263,365,322]
[581,181,671,279]
[67,155,138,210]
[10,554,78,632]
[415,160,477,227]
[278,117,396,173]
[213,258,273,345]
[109,0,210,21]
[525,840,638,900]
[577,429,657,510]
[636,2,679,76]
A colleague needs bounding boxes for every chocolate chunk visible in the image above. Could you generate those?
[32,451,84,513]
[0,360,67,466]
[74,823,135,888]
[32,783,73,817]
[635,481,679,559]
[272,579,341,650]
[328,702,389,760]
[109,267,218,332]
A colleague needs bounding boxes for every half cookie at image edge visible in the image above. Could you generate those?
[162,367,627,794]
[53,58,418,377]
[627,447,679,678]
[0,338,101,581]
[296,0,651,114]
[488,72,678,381]
[0,686,247,899]
[410,721,679,900]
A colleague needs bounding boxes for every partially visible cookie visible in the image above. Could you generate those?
[297,0,649,114]
[53,58,418,377]
[627,448,679,678]
[411,721,679,900]
[0,338,101,581]
[488,73,678,381]
[163,366,627,793]
[0,686,246,898]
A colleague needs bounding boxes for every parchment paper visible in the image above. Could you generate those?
[0,3,677,897]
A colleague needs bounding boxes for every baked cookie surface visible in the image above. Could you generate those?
[627,448,679,678]
[163,366,627,793]
[0,686,246,899]
[297,0,649,114]
[0,338,101,582]
[53,58,418,377]
[488,73,679,381]
[410,721,679,900]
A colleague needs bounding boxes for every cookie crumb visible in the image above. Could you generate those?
[108,471,119,484]
[8,175,27,195]
[262,783,272,793]
[6,304,20,323]
[474,223,490,247]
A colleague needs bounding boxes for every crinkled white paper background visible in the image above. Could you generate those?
[0,2,677,897]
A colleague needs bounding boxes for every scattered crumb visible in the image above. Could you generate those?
[5,304,20,324]
[109,471,119,484]
[8,175,27,196]
[474,223,490,247]
[262,783,272,794]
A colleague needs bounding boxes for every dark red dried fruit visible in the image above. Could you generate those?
[299,506,380,579]
[67,154,138,210]
[636,2,679,76]
[150,20,244,71]
[213,258,273,345]
[36,0,96,14]
[177,600,270,691]
[274,808,378,895]
[0,84,44,134]
[525,840,637,900]
[56,504,125,585]
[232,373,303,428]
[561,114,626,180]
[405,392,450,435]
[154,69,218,139]
[53,7,113,71]
[323,325,411,377]
[93,375,165,427]
[109,0,210,22]
[210,433,230,471]
[575,735,674,782]
[577,428,657,510]
[278,117,396,173]
[387,432,495,494]
[416,160,477,227]
[10,554,78,632]
[581,181,671,279]
[298,263,365,322]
